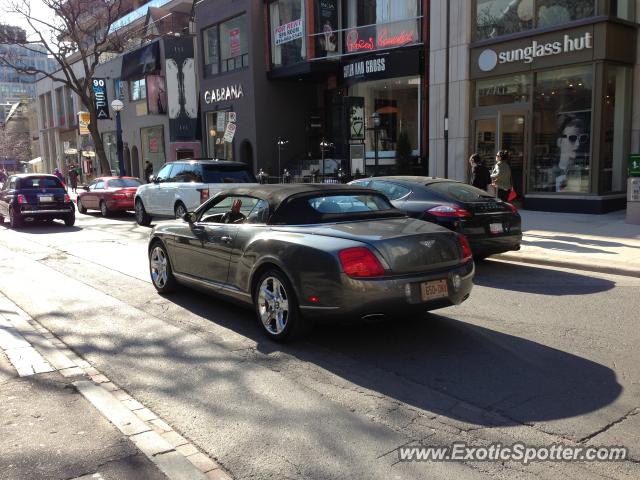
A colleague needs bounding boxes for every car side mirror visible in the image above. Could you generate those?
[183,212,197,224]
[83,186,90,191]
[150,175,160,184]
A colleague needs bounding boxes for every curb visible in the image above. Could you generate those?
[0,294,232,480]
[493,253,640,278]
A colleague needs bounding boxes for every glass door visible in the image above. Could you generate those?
[474,113,527,198]
[501,114,526,198]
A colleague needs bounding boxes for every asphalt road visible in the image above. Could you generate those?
[0,212,638,479]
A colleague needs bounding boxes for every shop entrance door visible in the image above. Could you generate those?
[474,112,527,198]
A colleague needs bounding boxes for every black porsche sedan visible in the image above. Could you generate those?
[148,185,475,341]
[0,174,75,228]
[350,177,522,258]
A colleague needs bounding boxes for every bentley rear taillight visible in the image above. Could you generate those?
[339,247,385,278]
[428,205,472,218]
[458,234,473,262]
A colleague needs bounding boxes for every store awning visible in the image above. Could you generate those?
[28,157,42,164]
[64,148,78,155]
[82,151,96,157]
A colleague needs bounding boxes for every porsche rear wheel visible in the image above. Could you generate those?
[254,269,308,342]
[149,242,177,294]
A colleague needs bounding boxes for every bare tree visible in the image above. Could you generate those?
[0,128,30,165]
[1,0,129,174]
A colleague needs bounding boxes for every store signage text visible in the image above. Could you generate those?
[92,78,110,120]
[204,84,244,104]
[479,32,593,72]
[346,28,415,53]
[343,58,386,79]
[275,19,304,46]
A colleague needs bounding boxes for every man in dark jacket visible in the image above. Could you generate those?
[469,154,491,191]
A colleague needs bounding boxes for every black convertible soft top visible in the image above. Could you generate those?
[202,184,406,225]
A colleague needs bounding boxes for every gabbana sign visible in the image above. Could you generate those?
[204,84,244,104]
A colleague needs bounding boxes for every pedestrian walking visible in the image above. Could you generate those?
[0,168,7,184]
[53,168,64,182]
[469,153,491,191]
[68,165,79,193]
[144,161,153,183]
[490,150,512,201]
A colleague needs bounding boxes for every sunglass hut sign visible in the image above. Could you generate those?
[478,32,593,72]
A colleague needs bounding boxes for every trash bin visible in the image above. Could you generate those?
[627,177,640,225]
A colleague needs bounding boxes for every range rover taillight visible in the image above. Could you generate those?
[198,188,209,203]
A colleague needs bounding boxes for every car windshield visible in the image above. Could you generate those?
[426,182,495,202]
[19,177,64,189]
[308,194,394,214]
[108,179,142,188]
[202,165,257,183]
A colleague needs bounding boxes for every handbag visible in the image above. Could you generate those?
[507,187,517,202]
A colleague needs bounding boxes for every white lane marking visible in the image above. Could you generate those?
[0,314,54,376]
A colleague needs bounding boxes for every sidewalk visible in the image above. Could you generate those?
[495,209,640,277]
[0,294,229,480]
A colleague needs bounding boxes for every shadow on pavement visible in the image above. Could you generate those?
[525,233,640,250]
[163,287,621,428]
[473,259,616,295]
[7,222,82,234]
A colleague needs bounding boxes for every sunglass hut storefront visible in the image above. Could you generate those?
[470,20,636,213]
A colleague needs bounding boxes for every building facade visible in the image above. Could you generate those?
[195,0,428,178]
[430,0,640,213]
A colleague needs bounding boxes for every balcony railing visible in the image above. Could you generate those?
[108,0,175,34]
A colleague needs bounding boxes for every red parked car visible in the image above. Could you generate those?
[77,177,142,217]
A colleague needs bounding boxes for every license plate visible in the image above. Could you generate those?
[421,280,449,302]
[490,223,503,234]
[39,195,54,203]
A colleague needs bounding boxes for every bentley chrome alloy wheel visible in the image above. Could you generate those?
[258,276,290,335]
[150,246,169,289]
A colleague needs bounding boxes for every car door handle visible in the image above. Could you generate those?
[221,236,233,243]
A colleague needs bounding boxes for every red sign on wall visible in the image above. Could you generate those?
[345,25,417,54]
[149,137,159,153]
[229,28,241,56]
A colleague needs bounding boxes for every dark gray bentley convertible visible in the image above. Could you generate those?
[148,185,474,341]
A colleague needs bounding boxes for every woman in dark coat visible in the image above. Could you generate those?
[469,154,491,191]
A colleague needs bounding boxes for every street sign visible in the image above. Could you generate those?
[78,112,90,135]
[228,111,237,123]
[223,122,237,143]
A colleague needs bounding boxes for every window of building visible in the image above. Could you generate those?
[202,15,249,76]
[203,25,219,76]
[114,79,125,101]
[344,0,420,53]
[531,65,593,193]
[65,88,76,126]
[475,0,595,41]
[130,77,146,101]
[270,0,306,67]
[476,74,531,107]
[349,75,421,162]
[611,0,635,20]
[602,65,632,193]
[55,87,65,126]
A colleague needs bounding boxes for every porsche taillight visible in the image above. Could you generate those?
[198,188,210,203]
[458,234,473,262]
[427,205,472,218]
[339,247,385,278]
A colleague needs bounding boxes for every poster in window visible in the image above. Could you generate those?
[315,0,338,57]
[146,75,167,115]
[229,27,241,57]
[274,19,304,46]
[345,97,365,141]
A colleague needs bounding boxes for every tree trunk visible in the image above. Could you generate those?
[88,117,111,175]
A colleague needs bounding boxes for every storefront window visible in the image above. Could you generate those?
[602,65,632,193]
[270,0,306,67]
[476,0,595,40]
[203,25,219,77]
[102,132,118,175]
[206,111,234,161]
[611,0,635,20]
[349,75,420,159]
[531,65,593,193]
[345,0,420,54]
[140,126,165,172]
[220,15,249,73]
[476,74,530,107]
